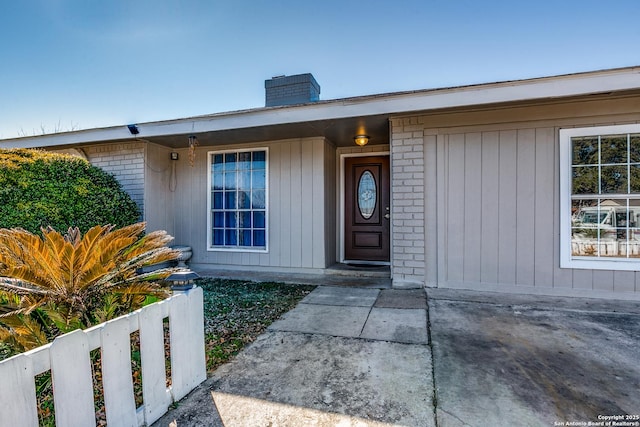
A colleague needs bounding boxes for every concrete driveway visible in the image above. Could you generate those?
[428,289,640,426]
[153,286,640,427]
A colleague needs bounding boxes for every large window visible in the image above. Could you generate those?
[208,149,267,251]
[560,124,640,270]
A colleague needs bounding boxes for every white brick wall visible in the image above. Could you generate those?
[84,142,145,215]
[390,118,425,287]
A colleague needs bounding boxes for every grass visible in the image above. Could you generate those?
[199,278,315,373]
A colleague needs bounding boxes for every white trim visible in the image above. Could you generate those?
[4,67,640,149]
[206,148,269,253]
[338,151,390,263]
[560,124,640,271]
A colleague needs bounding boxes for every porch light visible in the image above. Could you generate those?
[354,135,369,146]
[166,270,200,292]
[188,135,199,167]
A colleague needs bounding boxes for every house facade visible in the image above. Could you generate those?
[3,67,640,300]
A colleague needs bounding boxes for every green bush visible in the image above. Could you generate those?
[0,148,140,234]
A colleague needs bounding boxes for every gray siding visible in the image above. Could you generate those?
[161,137,334,272]
[392,93,640,298]
[144,143,175,236]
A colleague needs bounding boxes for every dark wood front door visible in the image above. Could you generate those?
[344,156,390,262]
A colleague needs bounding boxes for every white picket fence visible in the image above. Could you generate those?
[0,287,206,427]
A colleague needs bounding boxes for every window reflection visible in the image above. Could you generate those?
[600,136,627,164]
[571,198,640,258]
[570,133,640,260]
[210,150,267,249]
[572,166,598,194]
[572,137,598,165]
[600,166,627,194]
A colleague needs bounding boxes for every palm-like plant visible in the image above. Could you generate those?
[0,222,179,353]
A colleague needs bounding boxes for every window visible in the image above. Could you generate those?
[560,124,640,270]
[208,149,267,251]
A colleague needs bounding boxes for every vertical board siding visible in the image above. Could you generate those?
[144,143,175,235]
[176,138,331,271]
[428,115,638,296]
[268,144,284,266]
[446,135,465,282]
[533,128,555,288]
[593,270,614,292]
[463,133,482,282]
[614,271,636,292]
[515,129,536,286]
[436,135,449,284]
[573,269,594,290]
[480,132,499,284]
[290,142,303,268]
[425,135,439,286]
[497,130,518,285]
[552,130,574,288]
[312,139,326,268]
[279,143,292,266]
[300,140,315,268]
[324,142,337,266]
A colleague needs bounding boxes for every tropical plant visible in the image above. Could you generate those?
[0,222,178,354]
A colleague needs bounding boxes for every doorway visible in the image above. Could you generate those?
[343,155,390,263]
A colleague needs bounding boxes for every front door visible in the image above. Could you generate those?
[344,155,390,262]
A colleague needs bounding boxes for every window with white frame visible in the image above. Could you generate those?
[208,149,267,251]
[560,124,640,270]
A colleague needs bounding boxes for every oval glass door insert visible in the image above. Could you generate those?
[358,170,376,219]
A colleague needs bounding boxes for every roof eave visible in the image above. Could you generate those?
[3,66,640,149]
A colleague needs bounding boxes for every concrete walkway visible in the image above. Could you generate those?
[153,286,640,427]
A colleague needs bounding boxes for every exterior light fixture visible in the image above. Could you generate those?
[127,124,139,135]
[354,135,369,146]
[170,152,179,161]
[165,270,200,292]
[188,135,199,167]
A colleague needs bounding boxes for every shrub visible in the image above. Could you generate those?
[0,148,140,235]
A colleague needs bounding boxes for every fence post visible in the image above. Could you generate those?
[0,354,38,427]
[169,287,206,402]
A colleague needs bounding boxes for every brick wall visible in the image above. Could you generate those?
[83,142,145,215]
[265,74,320,107]
[390,118,425,287]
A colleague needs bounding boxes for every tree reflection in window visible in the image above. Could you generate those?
[571,133,640,259]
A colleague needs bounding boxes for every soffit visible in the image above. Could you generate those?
[144,114,390,148]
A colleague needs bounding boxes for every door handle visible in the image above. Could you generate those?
[384,213,390,219]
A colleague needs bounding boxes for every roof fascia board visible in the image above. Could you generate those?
[2,128,137,149]
[3,68,640,149]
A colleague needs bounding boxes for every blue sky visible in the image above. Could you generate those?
[1,0,639,139]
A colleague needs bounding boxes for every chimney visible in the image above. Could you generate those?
[265,73,320,107]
